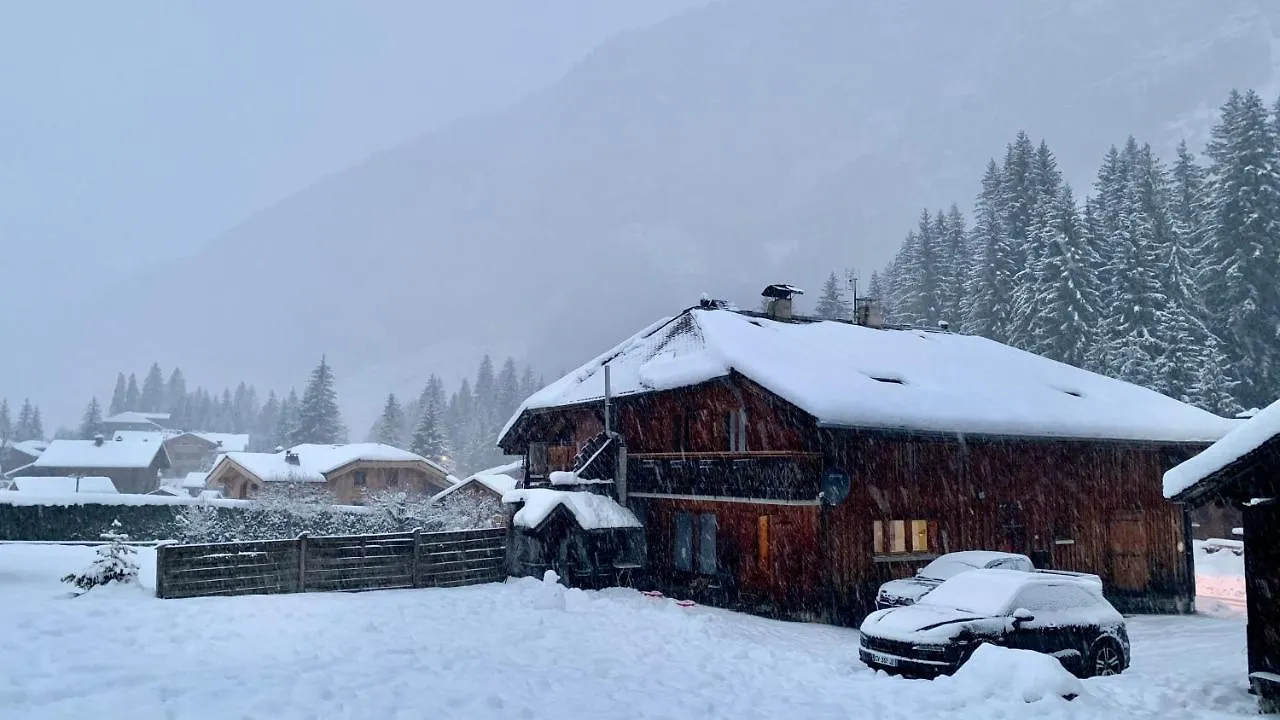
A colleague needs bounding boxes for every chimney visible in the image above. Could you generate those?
[284,450,300,466]
[274,445,285,453]
[93,434,105,447]
[761,284,804,322]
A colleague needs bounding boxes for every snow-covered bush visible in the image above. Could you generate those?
[61,519,140,592]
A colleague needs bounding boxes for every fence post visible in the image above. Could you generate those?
[411,527,423,588]
[155,543,167,599]
[297,532,309,593]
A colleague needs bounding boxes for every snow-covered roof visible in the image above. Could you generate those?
[1164,398,1280,499]
[34,439,168,469]
[103,411,170,425]
[433,472,519,503]
[193,433,250,453]
[113,430,175,444]
[503,488,642,530]
[215,443,444,484]
[181,471,209,489]
[9,476,118,494]
[4,440,49,458]
[501,308,1236,444]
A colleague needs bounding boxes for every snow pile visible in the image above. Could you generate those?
[939,644,1085,704]
[503,308,1236,445]
[34,439,167,469]
[503,488,642,530]
[1165,398,1280,498]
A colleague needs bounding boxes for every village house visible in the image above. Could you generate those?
[101,411,173,434]
[1164,398,1280,713]
[205,443,452,504]
[497,291,1236,623]
[0,439,48,475]
[430,461,522,527]
[25,435,170,494]
[113,430,250,477]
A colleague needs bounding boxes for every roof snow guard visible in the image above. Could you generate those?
[499,307,1236,448]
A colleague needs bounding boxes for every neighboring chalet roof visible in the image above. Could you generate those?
[1164,398,1280,502]
[113,430,175,443]
[10,476,119,494]
[182,471,210,489]
[5,440,49,457]
[34,439,170,469]
[212,443,446,484]
[500,307,1236,446]
[503,488,642,530]
[193,432,250,452]
[432,471,519,503]
[102,411,171,427]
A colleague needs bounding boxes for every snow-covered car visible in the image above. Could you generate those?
[859,569,1129,679]
[875,551,1034,609]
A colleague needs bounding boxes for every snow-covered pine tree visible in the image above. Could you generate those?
[109,373,128,416]
[125,373,140,411]
[256,391,281,451]
[62,519,140,592]
[866,270,887,308]
[937,205,968,326]
[166,368,188,425]
[1000,132,1038,263]
[140,362,167,413]
[1009,141,1064,350]
[79,397,104,440]
[814,271,852,320]
[410,400,449,464]
[962,159,1016,342]
[495,358,522,423]
[292,357,346,445]
[1024,184,1100,368]
[519,366,538,401]
[1202,89,1280,409]
[372,393,407,448]
[275,389,301,450]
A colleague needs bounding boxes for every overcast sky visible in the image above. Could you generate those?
[0,1,705,301]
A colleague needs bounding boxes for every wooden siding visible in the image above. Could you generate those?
[156,528,507,599]
[28,463,163,494]
[162,435,218,478]
[327,462,451,505]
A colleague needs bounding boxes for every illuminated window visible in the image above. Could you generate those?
[873,519,936,556]
[911,520,929,552]
[890,520,907,553]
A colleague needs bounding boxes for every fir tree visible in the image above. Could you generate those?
[1202,89,1280,408]
[814,271,851,320]
[256,391,281,450]
[962,159,1016,341]
[79,397,104,440]
[275,389,301,450]
[62,519,139,592]
[140,362,166,413]
[1024,184,1101,367]
[519,366,538,400]
[109,373,128,416]
[293,357,346,445]
[937,205,968,325]
[495,358,522,422]
[13,399,38,442]
[372,393,407,448]
[0,399,10,472]
[124,373,140,411]
[410,399,449,462]
[166,368,188,425]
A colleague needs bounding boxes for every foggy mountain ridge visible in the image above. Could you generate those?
[23,0,1280,432]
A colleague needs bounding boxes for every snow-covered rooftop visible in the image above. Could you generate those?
[103,411,170,425]
[501,308,1236,444]
[193,432,250,452]
[113,430,175,444]
[9,476,118,494]
[181,471,210,489]
[503,488,642,530]
[1164,398,1280,499]
[216,443,443,484]
[34,439,167,469]
[4,440,49,458]
[433,472,519,503]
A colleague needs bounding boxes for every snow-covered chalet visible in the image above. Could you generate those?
[205,443,452,504]
[497,288,1237,623]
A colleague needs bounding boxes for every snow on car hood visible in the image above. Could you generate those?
[861,605,991,642]
[878,576,939,603]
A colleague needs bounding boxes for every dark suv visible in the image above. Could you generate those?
[859,569,1129,678]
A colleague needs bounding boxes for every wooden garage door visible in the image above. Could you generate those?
[1109,512,1149,591]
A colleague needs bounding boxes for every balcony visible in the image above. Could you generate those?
[627,452,822,503]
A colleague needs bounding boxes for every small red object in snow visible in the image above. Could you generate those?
[676,600,696,607]
[642,591,664,598]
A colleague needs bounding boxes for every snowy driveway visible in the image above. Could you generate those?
[0,545,1256,719]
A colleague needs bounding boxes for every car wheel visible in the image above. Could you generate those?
[1087,638,1124,677]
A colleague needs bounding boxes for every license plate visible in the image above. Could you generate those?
[865,650,899,667]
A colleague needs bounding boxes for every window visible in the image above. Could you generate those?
[724,408,747,452]
[1012,585,1076,613]
[873,519,936,556]
[698,514,718,574]
[354,471,367,486]
[528,442,549,477]
[674,512,693,572]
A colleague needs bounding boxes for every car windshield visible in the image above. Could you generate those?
[916,557,980,580]
[918,572,1020,615]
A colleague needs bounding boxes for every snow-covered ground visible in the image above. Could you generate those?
[1194,539,1247,616]
[0,543,1255,719]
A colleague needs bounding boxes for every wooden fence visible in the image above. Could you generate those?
[155,527,506,599]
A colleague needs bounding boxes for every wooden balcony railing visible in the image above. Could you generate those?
[627,452,822,502]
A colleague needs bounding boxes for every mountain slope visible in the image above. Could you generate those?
[25,0,1280,429]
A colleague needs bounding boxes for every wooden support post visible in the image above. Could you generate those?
[155,543,168,599]
[297,532,309,593]
[411,527,423,588]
